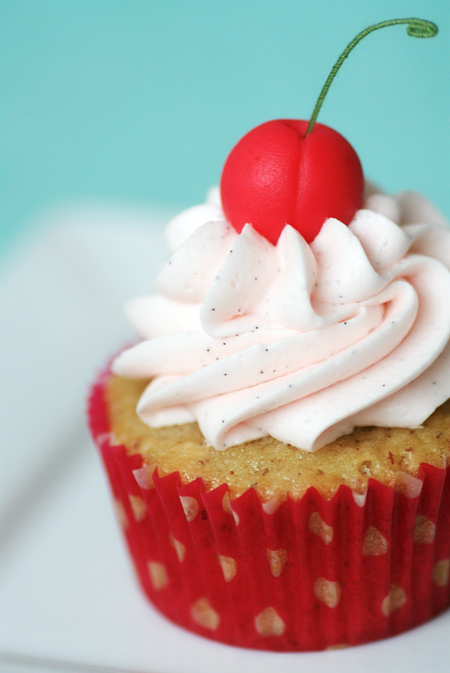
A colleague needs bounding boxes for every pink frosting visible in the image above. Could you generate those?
[113,189,450,451]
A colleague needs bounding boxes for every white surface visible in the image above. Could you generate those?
[0,202,172,528]
[1,207,449,673]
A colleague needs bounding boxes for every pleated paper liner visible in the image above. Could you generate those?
[88,370,450,651]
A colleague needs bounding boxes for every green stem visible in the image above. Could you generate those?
[306,18,438,136]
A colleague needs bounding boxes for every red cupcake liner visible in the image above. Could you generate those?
[88,368,450,651]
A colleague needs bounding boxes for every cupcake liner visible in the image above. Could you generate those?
[88,369,450,651]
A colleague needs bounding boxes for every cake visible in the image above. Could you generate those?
[88,17,449,652]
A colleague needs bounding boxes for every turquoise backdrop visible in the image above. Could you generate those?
[1,0,449,259]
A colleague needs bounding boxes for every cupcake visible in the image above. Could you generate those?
[88,18,449,652]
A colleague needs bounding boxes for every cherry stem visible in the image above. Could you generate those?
[306,18,438,136]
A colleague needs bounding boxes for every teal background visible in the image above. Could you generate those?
[1,0,449,260]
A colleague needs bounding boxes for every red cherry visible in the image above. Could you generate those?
[220,18,437,244]
[220,119,364,245]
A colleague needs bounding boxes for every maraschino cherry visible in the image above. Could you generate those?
[220,18,438,245]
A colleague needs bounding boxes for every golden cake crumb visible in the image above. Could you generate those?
[106,375,450,501]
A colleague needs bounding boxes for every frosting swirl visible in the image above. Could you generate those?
[113,188,450,452]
